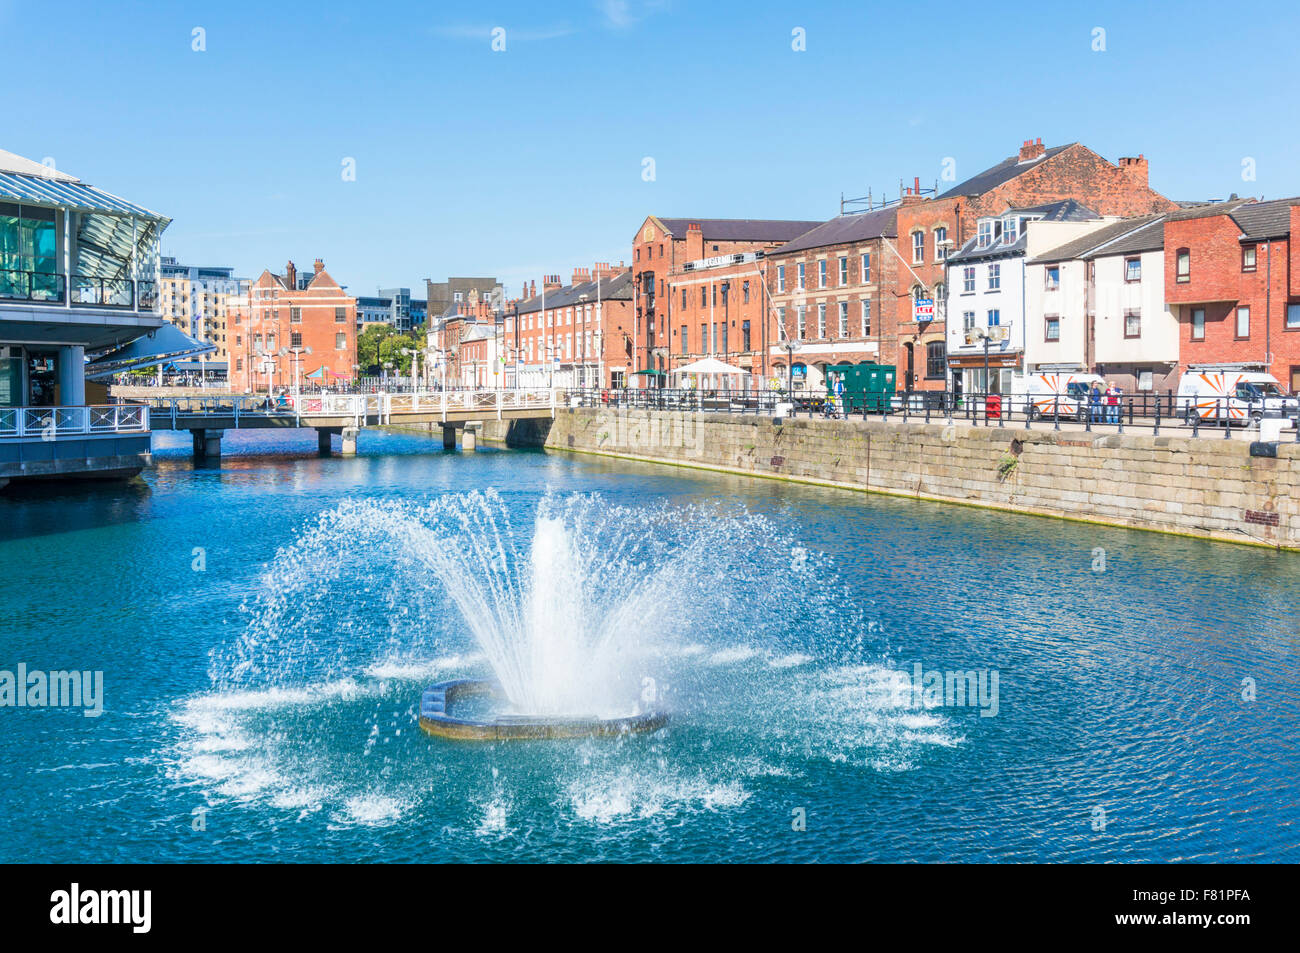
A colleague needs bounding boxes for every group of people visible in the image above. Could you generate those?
[1087,383,1124,424]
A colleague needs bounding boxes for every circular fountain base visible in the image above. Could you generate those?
[419,679,668,741]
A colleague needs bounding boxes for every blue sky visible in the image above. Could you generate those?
[5,0,1299,296]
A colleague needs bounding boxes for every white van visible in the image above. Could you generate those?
[1176,368,1299,425]
[1011,371,1107,420]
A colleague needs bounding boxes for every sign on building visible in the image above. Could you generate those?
[913,298,935,321]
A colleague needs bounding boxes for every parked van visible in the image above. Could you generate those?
[1011,371,1106,420]
[1175,368,1299,425]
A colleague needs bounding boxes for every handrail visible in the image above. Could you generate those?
[0,404,149,439]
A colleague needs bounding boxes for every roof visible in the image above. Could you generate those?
[1030,213,1166,263]
[651,217,824,242]
[936,144,1075,200]
[1229,197,1299,240]
[514,270,634,315]
[770,207,896,254]
[948,200,1099,263]
[0,148,169,223]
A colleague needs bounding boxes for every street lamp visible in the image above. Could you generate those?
[382,361,394,390]
[784,339,802,397]
[288,344,312,399]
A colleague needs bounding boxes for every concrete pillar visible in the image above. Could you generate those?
[192,429,224,460]
[462,426,477,452]
[317,428,334,455]
[442,425,457,450]
[340,427,360,456]
[58,345,85,406]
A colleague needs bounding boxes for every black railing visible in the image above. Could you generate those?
[562,387,1300,440]
[0,269,157,310]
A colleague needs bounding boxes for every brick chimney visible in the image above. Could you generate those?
[313,258,325,276]
[543,274,562,292]
[685,222,704,262]
[1019,137,1046,162]
[572,266,591,286]
[1118,154,1149,190]
[285,260,297,289]
[529,280,536,298]
[900,176,926,207]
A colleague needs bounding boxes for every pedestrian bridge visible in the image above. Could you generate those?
[135,388,561,457]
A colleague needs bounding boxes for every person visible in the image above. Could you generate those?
[1106,384,1121,424]
[1089,383,1103,423]
[833,372,847,418]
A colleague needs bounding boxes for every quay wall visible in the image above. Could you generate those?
[482,408,1300,550]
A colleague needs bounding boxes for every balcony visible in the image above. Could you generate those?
[0,269,158,312]
[0,403,149,439]
[0,403,152,485]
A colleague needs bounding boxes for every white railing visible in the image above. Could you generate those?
[292,389,559,423]
[0,404,150,439]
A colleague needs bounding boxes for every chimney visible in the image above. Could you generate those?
[1118,154,1149,190]
[285,260,297,289]
[686,222,704,262]
[543,274,562,292]
[1019,137,1046,162]
[313,258,325,275]
[572,266,590,286]
[900,176,925,206]
[529,280,536,298]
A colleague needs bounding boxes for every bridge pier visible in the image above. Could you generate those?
[192,429,223,461]
[461,425,477,452]
[340,427,360,456]
[442,425,456,450]
[317,428,335,456]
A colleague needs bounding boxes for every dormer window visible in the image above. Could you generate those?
[1003,217,1018,243]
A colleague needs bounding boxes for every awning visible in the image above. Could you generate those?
[85,323,215,379]
[673,357,747,376]
[632,368,665,376]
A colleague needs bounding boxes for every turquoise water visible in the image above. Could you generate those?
[1,427,1297,862]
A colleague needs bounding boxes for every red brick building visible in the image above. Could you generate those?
[1164,197,1300,390]
[631,216,822,384]
[506,263,633,388]
[234,259,357,392]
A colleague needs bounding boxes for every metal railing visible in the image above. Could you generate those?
[561,388,1300,440]
[0,404,149,439]
[0,269,157,310]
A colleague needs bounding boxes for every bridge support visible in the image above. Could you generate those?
[340,427,360,456]
[192,429,223,461]
[461,426,477,452]
[317,428,335,456]
[442,425,457,450]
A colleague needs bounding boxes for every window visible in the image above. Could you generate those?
[1125,257,1142,282]
[1288,303,1300,329]
[797,306,807,339]
[1124,310,1141,338]
[682,288,688,309]
[1176,248,1190,282]
[926,341,946,379]
[700,286,706,307]
[742,281,750,304]
[987,309,1001,327]
[1242,246,1257,272]
[1045,315,1060,341]
[977,220,993,248]
[860,253,871,283]
[778,307,786,337]
[1191,307,1206,340]
[962,266,975,293]
[962,310,976,331]
[838,258,848,285]
[935,227,948,261]
[335,307,346,322]
[1002,217,1018,244]
[797,262,806,290]
[290,307,302,323]
[335,333,346,349]
[860,300,871,337]
[291,332,303,347]
[700,323,707,351]
[838,301,848,337]
[236,358,243,371]
[1045,266,1060,291]
[1236,306,1250,339]
[742,320,751,351]
[1137,369,1153,391]
[816,303,826,338]
[818,260,827,288]
[777,265,786,292]
[988,263,1001,291]
[912,231,924,264]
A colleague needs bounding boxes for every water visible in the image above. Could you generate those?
[1,426,1297,862]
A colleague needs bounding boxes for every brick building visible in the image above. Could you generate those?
[1164,197,1300,391]
[631,217,822,384]
[765,206,899,391]
[667,252,775,383]
[888,139,1177,390]
[233,259,357,392]
[506,263,633,388]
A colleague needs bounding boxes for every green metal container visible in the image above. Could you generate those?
[824,363,896,412]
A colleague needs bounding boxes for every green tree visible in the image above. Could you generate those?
[356,324,423,375]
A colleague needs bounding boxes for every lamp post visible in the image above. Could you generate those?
[289,344,312,400]
[784,339,802,397]
[382,361,393,391]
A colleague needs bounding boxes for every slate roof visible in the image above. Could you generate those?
[651,217,824,242]
[1230,197,1299,240]
[513,270,634,315]
[936,144,1075,200]
[770,207,897,254]
[1030,213,1166,263]
[947,200,1099,263]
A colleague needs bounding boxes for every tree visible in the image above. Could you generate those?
[356,324,423,375]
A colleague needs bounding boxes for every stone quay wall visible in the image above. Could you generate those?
[483,408,1300,550]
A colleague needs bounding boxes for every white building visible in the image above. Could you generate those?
[1026,214,1176,393]
[943,201,1109,395]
